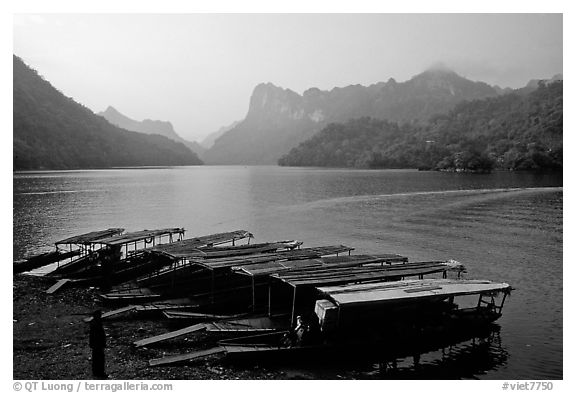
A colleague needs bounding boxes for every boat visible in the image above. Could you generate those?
[13,249,81,274]
[101,245,357,305]
[48,227,186,278]
[14,228,125,275]
[177,240,303,259]
[41,229,260,293]
[183,279,512,364]
[313,279,512,335]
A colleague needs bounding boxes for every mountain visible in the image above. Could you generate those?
[200,120,241,149]
[13,56,203,170]
[98,106,206,157]
[279,81,562,172]
[520,74,563,94]
[203,68,503,165]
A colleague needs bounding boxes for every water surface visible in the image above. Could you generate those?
[13,166,562,379]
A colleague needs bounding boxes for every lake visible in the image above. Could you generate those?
[13,166,563,379]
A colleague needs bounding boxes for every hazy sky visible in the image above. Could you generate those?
[13,13,562,142]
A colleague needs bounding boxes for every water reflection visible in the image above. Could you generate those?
[253,324,509,380]
[368,325,509,379]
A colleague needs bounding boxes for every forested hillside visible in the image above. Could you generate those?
[279,81,562,172]
[98,106,206,158]
[13,56,203,170]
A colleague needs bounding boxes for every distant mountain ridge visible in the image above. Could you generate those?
[98,106,206,157]
[200,120,241,149]
[203,68,504,165]
[13,56,203,170]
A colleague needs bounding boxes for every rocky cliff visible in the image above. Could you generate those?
[203,68,502,165]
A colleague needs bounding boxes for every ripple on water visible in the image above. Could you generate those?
[12,168,562,379]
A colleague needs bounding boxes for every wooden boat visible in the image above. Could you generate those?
[136,244,354,289]
[48,248,108,277]
[43,229,256,291]
[104,241,302,286]
[313,279,512,334]
[148,279,512,366]
[219,331,327,362]
[16,228,125,275]
[136,314,291,349]
[13,249,81,274]
[102,245,358,305]
[217,279,511,362]
[48,228,185,278]
[181,240,303,259]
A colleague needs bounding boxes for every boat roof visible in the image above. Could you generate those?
[236,254,409,277]
[91,228,185,246]
[318,279,511,307]
[272,260,463,287]
[177,240,301,258]
[147,230,254,258]
[55,228,125,245]
[192,245,354,271]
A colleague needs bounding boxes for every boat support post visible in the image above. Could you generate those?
[211,270,215,306]
[290,285,297,327]
[251,275,256,312]
[268,281,272,317]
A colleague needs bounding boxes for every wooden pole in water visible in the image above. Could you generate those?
[499,292,508,314]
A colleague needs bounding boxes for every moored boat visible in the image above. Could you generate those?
[217,279,512,362]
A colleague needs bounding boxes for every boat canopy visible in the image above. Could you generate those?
[92,228,185,246]
[318,279,511,307]
[147,230,254,259]
[55,228,125,245]
[189,245,354,271]
[272,260,462,288]
[236,254,408,277]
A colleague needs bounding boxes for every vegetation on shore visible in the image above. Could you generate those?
[279,81,562,172]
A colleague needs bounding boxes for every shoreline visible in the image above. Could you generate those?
[13,275,290,380]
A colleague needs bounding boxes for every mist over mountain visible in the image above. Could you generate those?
[200,120,241,149]
[13,56,203,170]
[98,106,206,157]
[203,68,503,165]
